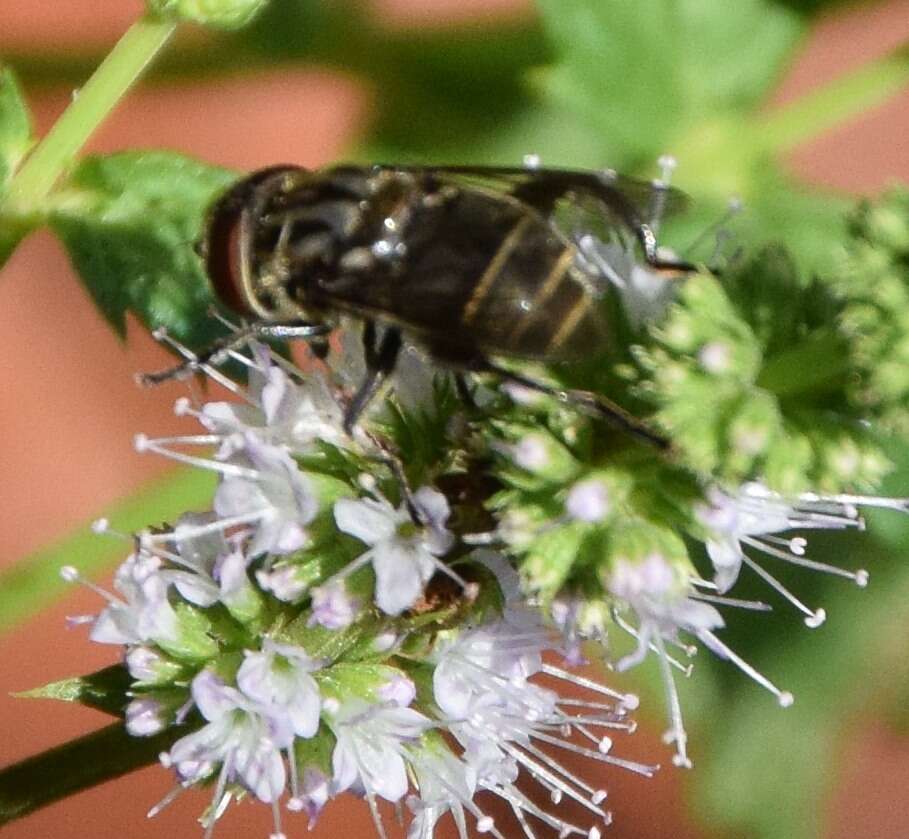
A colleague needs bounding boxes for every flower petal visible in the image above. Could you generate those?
[334,497,398,545]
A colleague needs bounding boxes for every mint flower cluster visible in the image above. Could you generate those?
[60,187,909,837]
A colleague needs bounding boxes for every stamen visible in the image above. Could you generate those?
[491,778,593,837]
[60,566,121,606]
[690,591,772,611]
[203,760,233,839]
[541,663,637,706]
[137,434,224,447]
[656,154,677,184]
[519,738,602,797]
[151,328,248,399]
[653,634,691,768]
[501,741,610,819]
[146,782,189,818]
[139,510,266,547]
[134,435,260,479]
[743,535,868,587]
[316,551,375,589]
[740,554,826,627]
[270,799,285,839]
[697,629,794,708]
[509,800,541,839]
[528,730,657,778]
[430,558,476,595]
[64,614,96,628]
[425,763,506,839]
[612,612,693,675]
[287,741,299,803]
[798,492,909,514]
[366,790,389,839]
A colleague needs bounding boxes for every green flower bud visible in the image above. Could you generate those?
[603,519,692,580]
[146,0,267,29]
[499,426,580,486]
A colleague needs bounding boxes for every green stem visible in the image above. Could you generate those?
[5,16,176,212]
[759,43,909,154]
[0,723,179,826]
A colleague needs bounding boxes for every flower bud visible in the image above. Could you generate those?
[509,431,579,483]
[146,0,267,30]
[126,645,186,685]
[565,478,611,523]
[125,696,169,736]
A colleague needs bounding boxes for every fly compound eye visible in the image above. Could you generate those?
[202,166,308,319]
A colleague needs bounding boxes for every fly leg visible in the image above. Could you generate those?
[137,321,331,386]
[342,321,402,435]
[636,222,696,274]
[471,358,671,451]
[347,322,424,520]
[453,373,477,411]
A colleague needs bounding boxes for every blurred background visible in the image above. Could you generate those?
[1,0,908,836]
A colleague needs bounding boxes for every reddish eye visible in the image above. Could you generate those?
[203,198,252,317]
[200,165,306,318]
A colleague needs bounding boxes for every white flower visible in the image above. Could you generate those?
[255,563,309,603]
[195,341,344,455]
[308,581,360,629]
[328,486,455,615]
[125,645,178,684]
[579,234,676,327]
[606,552,793,768]
[431,609,648,837]
[164,670,294,804]
[125,696,169,737]
[377,674,417,708]
[697,483,879,627]
[328,698,432,803]
[134,431,320,559]
[165,513,229,607]
[83,553,179,646]
[237,640,324,738]
[214,434,319,557]
[144,513,259,616]
[287,766,330,828]
[406,745,483,839]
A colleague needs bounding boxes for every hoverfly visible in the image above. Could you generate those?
[141,164,695,449]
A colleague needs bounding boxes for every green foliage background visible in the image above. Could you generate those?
[1,2,907,837]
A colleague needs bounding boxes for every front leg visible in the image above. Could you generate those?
[342,321,402,435]
[137,321,332,386]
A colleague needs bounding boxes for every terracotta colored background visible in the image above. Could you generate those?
[1,1,908,837]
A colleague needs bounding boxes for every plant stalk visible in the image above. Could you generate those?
[0,723,178,826]
[5,16,176,213]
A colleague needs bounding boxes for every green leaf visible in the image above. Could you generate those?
[0,66,32,192]
[0,467,215,637]
[17,665,131,717]
[0,723,178,826]
[49,151,236,349]
[535,0,802,160]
